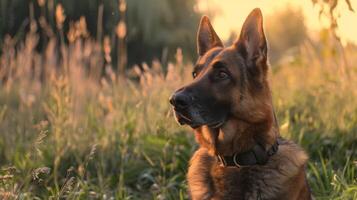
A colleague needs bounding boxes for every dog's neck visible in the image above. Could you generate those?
[194,107,279,156]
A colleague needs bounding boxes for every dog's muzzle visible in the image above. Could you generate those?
[169,91,192,111]
[170,92,198,128]
[169,91,226,129]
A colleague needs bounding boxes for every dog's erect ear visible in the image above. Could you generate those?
[197,16,223,56]
[235,8,267,68]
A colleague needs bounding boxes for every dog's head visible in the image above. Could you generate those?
[170,8,272,129]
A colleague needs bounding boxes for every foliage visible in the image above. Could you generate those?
[265,6,307,63]
[311,0,354,40]
[0,1,357,199]
[0,0,200,66]
[126,0,200,64]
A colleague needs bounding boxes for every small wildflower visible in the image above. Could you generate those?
[32,167,51,183]
[67,16,89,42]
[116,21,126,39]
[37,0,45,7]
[63,177,76,193]
[77,165,85,178]
[56,4,66,29]
[1,166,17,174]
[89,191,98,198]
[133,65,142,76]
[0,175,14,180]
[119,0,127,12]
[103,36,112,63]
[88,144,97,161]
[175,48,183,65]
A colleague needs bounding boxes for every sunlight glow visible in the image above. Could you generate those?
[197,0,357,44]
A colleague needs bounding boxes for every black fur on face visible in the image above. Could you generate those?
[170,47,236,129]
[170,9,268,129]
[170,76,230,129]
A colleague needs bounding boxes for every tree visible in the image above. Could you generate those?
[265,6,307,64]
[311,0,354,40]
[0,0,200,67]
[126,0,200,65]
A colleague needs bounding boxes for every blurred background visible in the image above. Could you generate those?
[0,0,356,199]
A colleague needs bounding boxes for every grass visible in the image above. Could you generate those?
[0,26,357,200]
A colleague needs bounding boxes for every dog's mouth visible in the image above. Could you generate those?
[207,120,225,129]
[173,108,226,129]
[173,110,201,128]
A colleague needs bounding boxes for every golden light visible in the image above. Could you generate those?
[197,0,357,44]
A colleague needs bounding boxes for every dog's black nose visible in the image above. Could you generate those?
[169,92,192,109]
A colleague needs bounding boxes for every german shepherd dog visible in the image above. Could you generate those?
[169,8,311,200]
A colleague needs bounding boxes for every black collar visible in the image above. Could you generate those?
[216,140,279,167]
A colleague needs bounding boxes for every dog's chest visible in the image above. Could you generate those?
[190,167,281,200]
[210,167,253,199]
[187,149,286,200]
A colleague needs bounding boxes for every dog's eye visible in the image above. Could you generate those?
[192,71,198,78]
[217,71,229,80]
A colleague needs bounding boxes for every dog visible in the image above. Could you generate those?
[169,8,312,200]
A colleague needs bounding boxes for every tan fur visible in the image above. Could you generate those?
[188,139,310,200]
[171,8,312,200]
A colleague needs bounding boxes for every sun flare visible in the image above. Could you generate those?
[198,0,357,44]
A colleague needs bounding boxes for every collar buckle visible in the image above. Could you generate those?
[232,153,241,168]
[216,139,280,168]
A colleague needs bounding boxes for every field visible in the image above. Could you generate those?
[1,24,357,200]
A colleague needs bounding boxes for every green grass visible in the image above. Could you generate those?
[0,34,357,199]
